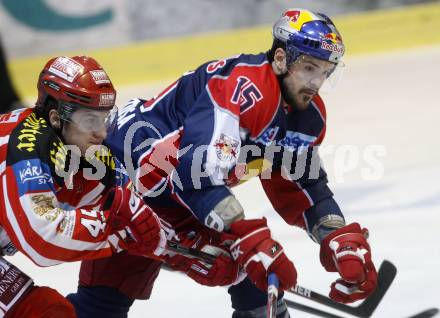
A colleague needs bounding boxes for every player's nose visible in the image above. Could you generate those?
[93,127,107,140]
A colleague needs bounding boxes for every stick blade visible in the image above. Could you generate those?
[284,299,345,318]
[357,259,397,317]
[284,260,397,318]
[407,308,440,318]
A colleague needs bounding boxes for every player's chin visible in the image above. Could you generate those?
[87,142,105,152]
[295,95,313,110]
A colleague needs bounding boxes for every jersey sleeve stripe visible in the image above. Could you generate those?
[310,101,325,123]
[3,172,113,265]
[0,161,5,175]
[2,176,61,266]
[140,80,179,113]
[19,194,111,252]
[75,183,105,208]
[0,136,9,147]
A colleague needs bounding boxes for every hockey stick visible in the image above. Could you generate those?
[280,306,439,318]
[267,273,279,318]
[167,241,282,318]
[284,299,345,318]
[285,260,397,318]
[166,242,396,318]
[407,308,439,318]
[166,241,346,317]
[167,240,217,263]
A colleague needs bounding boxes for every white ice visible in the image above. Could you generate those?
[8,45,440,317]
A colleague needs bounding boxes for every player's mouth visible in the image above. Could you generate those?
[88,141,104,148]
[300,88,318,97]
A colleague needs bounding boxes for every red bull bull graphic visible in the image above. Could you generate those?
[324,33,342,44]
[284,10,300,23]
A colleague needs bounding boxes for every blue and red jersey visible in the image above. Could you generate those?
[105,52,343,235]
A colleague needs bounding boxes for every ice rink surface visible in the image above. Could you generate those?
[8,45,440,317]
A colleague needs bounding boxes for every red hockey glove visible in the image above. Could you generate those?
[165,245,241,287]
[8,286,76,318]
[227,218,297,291]
[103,185,166,257]
[320,223,377,303]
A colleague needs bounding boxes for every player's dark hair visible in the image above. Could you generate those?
[34,95,68,135]
[266,38,286,63]
[34,95,57,122]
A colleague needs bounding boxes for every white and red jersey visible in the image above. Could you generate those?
[106,53,343,234]
[0,108,127,266]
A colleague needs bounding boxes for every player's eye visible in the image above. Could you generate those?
[83,116,98,125]
[304,65,315,72]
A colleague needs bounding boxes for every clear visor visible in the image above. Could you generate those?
[67,106,117,133]
[288,55,345,93]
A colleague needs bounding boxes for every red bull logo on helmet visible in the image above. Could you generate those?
[321,41,345,55]
[281,9,316,32]
[284,10,301,23]
[324,33,342,44]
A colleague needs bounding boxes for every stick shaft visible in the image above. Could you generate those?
[267,273,279,318]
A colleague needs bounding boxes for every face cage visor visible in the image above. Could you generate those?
[286,52,345,93]
[58,101,117,133]
[284,31,345,92]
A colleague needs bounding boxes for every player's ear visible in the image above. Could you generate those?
[273,48,287,74]
[48,109,61,129]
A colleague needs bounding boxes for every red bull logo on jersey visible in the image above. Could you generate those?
[214,133,239,162]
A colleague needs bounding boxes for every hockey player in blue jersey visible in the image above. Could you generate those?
[68,8,378,318]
